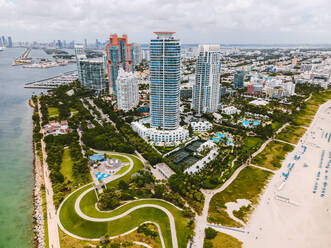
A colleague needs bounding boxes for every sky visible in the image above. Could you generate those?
[0,0,330,44]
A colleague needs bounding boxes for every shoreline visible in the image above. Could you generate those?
[30,99,45,248]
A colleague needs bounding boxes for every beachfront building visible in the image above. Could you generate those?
[116,68,139,112]
[106,34,134,96]
[191,120,212,132]
[131,121,189,144]
[74,44,87,83]
[132,43,143,65]
[78,59,108,92]
[193,45,221,115]
[233,70,245,88]
[222,106,241,115]
[150,31,181,131]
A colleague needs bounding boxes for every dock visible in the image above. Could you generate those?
[24,70,78,89]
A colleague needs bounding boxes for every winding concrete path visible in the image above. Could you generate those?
[57,152,179,248]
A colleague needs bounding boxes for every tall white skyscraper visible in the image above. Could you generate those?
[193,45,221,115]
[116,68,139,112]
[74,44,87,83]
[150,32,181,130]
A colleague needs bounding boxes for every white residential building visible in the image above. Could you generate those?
[191,121,212,132]
[193,45,221,115]
[131,121,189,144]
[116,68,139,112]
[222,106,241,115]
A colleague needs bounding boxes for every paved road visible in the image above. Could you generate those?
[38,101,60,248]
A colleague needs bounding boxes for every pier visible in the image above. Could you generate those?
[24,70,78,89]
[13,48,32,65]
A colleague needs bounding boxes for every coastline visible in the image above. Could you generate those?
[31,99,45,248]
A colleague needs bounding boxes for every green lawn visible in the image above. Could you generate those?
[208,167,271,227]
[115,164,130,175]
[252,140,294,170]
[293,90,331,127]
[205,231,242,248]
[241,136,264,153]
[48,107,59,116]
[58,153,192,248]
[60,148,73,183]
[271,121,283,132]
[276,125,306,144]
[106,154,129,163]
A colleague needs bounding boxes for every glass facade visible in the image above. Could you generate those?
[193,45,221,115]
[78,60,108,92]
[150,32,180,130]
[234,70,245,88]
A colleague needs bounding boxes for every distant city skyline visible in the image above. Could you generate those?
[1,0,330,44]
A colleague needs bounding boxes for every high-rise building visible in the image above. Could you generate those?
[78,60,108,92]
[150,32,180,130]
[84,39,88,49]
[193,45,221,115]
[74,44,87,83]
[234,70,245,88]
[7,36,12,48]
[132,43,142,65]
[105,34,134,96]
[1,36,6,47]
[116,68,139,112]
[63,40,67,48]
[57,40,63,49]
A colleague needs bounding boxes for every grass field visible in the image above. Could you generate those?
[106,154,129,163]
[208,167,271,227]
[205,231,243,248]
[48,107,59,116]
[42,186,49,248]
[293,90,331,127]
[271,121,283,132]
[241,136,264,153]
[60,149,73,183]
[115,164,130,175]
[58,153,191,248]
[252,140,294,170]
[276,125,306,144]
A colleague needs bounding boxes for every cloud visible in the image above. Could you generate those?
[0,0,330,43]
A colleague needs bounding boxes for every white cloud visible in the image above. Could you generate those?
[0,0,330,43]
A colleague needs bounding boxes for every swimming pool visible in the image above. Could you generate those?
[212,133,234,145]
[241,118,261,127]
[95,172,111,181]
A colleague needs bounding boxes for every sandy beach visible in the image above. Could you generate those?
[222,100,331,248]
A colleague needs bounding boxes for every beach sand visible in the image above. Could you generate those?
[225,100,331,248]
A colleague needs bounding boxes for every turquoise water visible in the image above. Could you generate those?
[212,132,234,145]
[241,118,261,127]
[0,48,75,247]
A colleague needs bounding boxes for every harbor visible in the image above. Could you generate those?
[24,70,78,89]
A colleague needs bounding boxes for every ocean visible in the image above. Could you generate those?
[0,48,75,247]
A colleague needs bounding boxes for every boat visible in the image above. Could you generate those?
[0,46,5,52]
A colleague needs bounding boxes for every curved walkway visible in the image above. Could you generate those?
[57,152,179,248]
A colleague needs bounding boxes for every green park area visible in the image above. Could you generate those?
[60,149,73,183]
[276,125,306,144]
[58,153,192,248]
[293,90,331,127]
[208,167,271,227]
[252,140,294,170]
[48,107,59,117]
[204,228,242,248]
[241,136,264,153]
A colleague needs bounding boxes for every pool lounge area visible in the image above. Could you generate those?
[241,118,261,128]
[211,132,234,146]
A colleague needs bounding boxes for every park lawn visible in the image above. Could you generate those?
[155,146,177,154]
[271,121,283,132]
[206,231,243,248]
[208,167,271,227]
[59,185,173,248]
[115,164,130,175]
[252,140,294,170]
[42,187,49,248]
[276,125,306,144]
[241,136,264,153]
[106,154,130,164]
[48,107,59,116]
[60,148,73,183]
[293,90,331,127]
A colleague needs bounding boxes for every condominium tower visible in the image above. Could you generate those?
[106,34,134,96]
[234,70,245,88]
[116,68,139,112]
[150,32,181,130]
[193,45,221,115]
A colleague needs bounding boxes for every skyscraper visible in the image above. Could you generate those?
[193,45,221,115]
[78,60,107,92]
[234,70,245,88]
[74,44,87,83]
[105,34,134,96]
[1,36,6,47]
[132,43,142,65]
[7,36,12,48]
[116,68,139,112]
[84,39,88,49]
[150,32,180,130]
